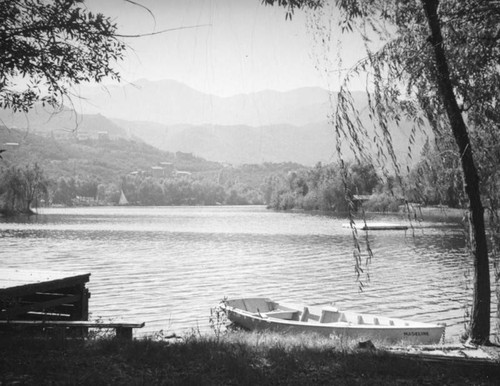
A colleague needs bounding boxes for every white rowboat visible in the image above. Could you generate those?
[222,298,444,344]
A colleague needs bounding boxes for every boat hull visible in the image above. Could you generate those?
[223,298,444,345]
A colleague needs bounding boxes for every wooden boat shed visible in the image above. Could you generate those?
[1,269,145,339]
[0,269,90,321]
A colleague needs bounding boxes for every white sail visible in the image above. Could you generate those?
[118,190,129,205]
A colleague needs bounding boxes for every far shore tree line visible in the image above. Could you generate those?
[266,140,466,213]
[0,141,465,214]
[0,165,266,211]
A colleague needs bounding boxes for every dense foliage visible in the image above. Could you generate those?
[406,140,463,208]
[118,174,262,206]
[264,148,468,213]
[0,0,124,112]
[0,163,48,213]
[264,162,382,211]
[44,174,265,207]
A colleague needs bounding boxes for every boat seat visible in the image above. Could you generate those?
[263,310,300,320]
[357,315,364,325]
[300,307,310,322]
[266,300,279,311]
[320,307,341,323]
[241,298,274,312]
[373,318,380,325]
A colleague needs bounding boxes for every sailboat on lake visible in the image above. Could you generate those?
[118,190,129,206]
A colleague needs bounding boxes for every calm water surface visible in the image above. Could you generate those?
[1,206,496,342]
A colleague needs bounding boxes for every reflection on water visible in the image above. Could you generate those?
[0,206,496,342]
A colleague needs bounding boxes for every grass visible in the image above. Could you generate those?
[1,330,499,385]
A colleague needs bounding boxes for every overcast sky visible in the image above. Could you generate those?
[86,0,367,97]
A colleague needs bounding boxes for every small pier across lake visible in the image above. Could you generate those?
[342,222,409,231]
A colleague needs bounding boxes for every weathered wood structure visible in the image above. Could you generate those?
[0,269,145,339]
[0,269,90,321]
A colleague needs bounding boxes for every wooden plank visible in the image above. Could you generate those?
[71,286,90,321]
[10,302,76,315]
[22,293,70,302]
[0,320,145,328]
[0,294,82,319]
[15,313,76,321]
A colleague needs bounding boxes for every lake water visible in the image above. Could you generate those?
[1,206,497,342]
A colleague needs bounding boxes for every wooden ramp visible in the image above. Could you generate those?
[0,269,91,321]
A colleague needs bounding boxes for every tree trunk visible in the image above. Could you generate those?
[25,199,32,214]
[422,0,490,344]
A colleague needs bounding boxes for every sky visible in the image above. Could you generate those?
[85,0,368,97]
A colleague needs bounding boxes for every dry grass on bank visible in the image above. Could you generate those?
[1,330,499,385]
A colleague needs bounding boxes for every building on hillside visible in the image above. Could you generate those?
[352,194,372,202]
[151,166,164,178]
[128,170,148,178]
[76,132,91,141]
[175,170,192,177]
[97,131,109,141]
[3,142,19,149]
[160,162,174,175]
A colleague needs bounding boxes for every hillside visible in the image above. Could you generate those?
[0,127,309,201]
[0,127,222,183]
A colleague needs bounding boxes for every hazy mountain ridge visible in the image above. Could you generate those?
[0,105,127,138]
[80,79,426,166]
[80,79,336,127]
[1,80,425,166]
[115,119,338,166]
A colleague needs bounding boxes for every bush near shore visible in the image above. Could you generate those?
[1,331,499,385]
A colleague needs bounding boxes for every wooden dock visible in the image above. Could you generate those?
[342,222,409,231]
[0,269,91,321]
[1,269,145,339]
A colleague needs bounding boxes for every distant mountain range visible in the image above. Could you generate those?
[79,79,333,127]
[0,105,127,138]
[0,79,427,166]
[114,120,340,166]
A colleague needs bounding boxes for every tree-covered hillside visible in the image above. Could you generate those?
[0,127,221,182]
[0,127,310,209]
